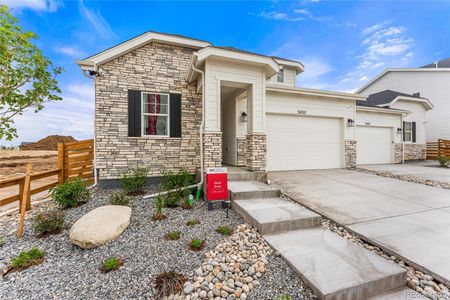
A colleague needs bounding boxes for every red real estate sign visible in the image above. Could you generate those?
[205,167,228,201]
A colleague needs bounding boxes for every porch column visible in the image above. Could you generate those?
[203,132,222,170]
[245,133,266,171]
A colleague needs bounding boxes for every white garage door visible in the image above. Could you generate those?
[356,126,393,165]
[266,114,344,171]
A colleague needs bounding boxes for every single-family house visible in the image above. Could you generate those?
[76,31,421,186]
[356,58,450,142]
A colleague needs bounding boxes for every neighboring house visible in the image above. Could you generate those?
[356,90,433,162]
[356,58,450,142]
[76,31,415,186]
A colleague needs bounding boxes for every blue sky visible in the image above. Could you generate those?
[2,0,449,146]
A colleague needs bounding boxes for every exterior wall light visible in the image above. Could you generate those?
[397,128,403,134]
[241,112,248,123]
[347,118,355,127]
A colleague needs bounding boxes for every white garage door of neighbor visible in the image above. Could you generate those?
[356,126,393,165]
[266,114,344,171]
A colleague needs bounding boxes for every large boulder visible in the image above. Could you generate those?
[69,205,132,249]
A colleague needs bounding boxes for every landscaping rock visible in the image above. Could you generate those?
[69,205,132,249]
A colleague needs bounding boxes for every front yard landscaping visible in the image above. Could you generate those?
[0,187,314,299]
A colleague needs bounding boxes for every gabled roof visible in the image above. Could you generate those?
[421,57,450,68]
[357,89,433,110]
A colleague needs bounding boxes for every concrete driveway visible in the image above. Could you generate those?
[268,169,450,286]
[359,161,450,183]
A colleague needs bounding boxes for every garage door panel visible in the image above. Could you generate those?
[356,126,393,165]
[267,114,344,171]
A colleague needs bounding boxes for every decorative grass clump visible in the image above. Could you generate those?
[154,271,187,298]
[437,156,450,167]
[109,192,130,206]
[120,167,148,195]
[10,248,45,270]
[216,226,233,236]
[33,210,65,237]
[101,257,123,273]
[152,195,166,221]
[275,295,293,300]
[188,239,205,251]
[165,231,181,241]
[49,178,90,208]
[186,218,200,226]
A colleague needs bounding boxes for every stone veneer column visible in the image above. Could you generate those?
[236,137,247,167]
[394,143,403,164]
[203,132,222,170]
[246,133,266,171]
[345,140,357,169]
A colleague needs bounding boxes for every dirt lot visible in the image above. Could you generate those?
[0,150,58,180]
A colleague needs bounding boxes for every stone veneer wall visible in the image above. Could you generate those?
[236,137,246,167]
[394,143,403,164]
[203,132,222,170]
[246,134,266,171]
[345,140,357,169]
[404,144,426,161]
[94,42,202,180]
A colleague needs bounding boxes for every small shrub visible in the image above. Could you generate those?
[188,238,205,251]
[109,192,130,206]
[50,178,90,208]
[162,169,194,207]
[165,231,181,240]
[155,271,187,297]
[101,257,123,273]
[11,248,45,269]
[152,194,165,221]
[33,210,65,237]
[437,156,450,167]
[275,295,293,300]
[186,218,200,226]
[216,226,233,236]
[120,167,148,195]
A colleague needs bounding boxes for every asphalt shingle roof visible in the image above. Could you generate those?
[421,57,450,68]
[357,89,424,107]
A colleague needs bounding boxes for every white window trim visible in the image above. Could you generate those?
[276,69,284,83]
[403,121,413,143]
[141,92,170,138]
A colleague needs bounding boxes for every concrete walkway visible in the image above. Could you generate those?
[268,169,450,286]
[359,161,450,183]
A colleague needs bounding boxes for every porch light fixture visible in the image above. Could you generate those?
[397,128,403,134]
[240,112,248,123]
[347,118,355,127]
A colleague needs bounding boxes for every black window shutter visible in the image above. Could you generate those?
[412,122,416,143]
[128,90,141,137]
[403,121,406,142]
[170,93,182,137]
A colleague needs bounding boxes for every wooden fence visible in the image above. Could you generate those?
[0,139,94,212]
[426,139,450,159]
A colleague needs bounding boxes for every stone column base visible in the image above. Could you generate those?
[246,133,267,171]
[345,140,357,169]
[404,143,426,160]
[394,143,403,164]
[236,137,247,167]
[203,132,222,170]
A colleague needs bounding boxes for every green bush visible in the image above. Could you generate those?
[120,167,148,195]
[186,218,200,226]
[275,295,293,300]
[109,192,130,206]
[216,226,233,236]
[165,231,181,240]
[437,156,450,167]
[101,257,123,273]
[33,210,65,237]
[188,238,205,251]
[11,248,45,268]
[162,169,195,207]
[152,194,165,221]
[50,178,90,208]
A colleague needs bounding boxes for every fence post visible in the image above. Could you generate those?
[58,143,65,184]
[18,164,32,238]
[18,177,25,212]
[438,139,441,157]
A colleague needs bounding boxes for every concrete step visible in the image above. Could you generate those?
[228,180,280,200]
[233,197,322,234]
[368,287,427,299]
[227,171,266,182]
[265,228,407,300]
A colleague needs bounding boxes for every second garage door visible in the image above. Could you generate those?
[266,114,344,171]
[356,126,393,165]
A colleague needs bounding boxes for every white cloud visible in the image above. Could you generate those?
[79,0,116,40]
[296,56,334,88]
[54,45,86,58]
[2,0,60,12]
[293,9,310,15]
[359,75,368,81]
[260,11,305,22]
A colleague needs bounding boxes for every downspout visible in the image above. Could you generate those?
[143,56,205,199]
[401,113,405,164]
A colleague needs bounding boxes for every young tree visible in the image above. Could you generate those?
[0,5,62,140]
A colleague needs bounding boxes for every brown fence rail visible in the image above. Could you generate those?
[0,139,94,212]
[426,139,450,159]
